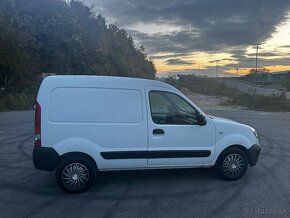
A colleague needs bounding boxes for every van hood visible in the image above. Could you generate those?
[207,114,251,131]
[207,114,258,145]
[208,115,237,124]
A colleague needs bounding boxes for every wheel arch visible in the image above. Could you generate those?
[52,137,103,170]
[215,144,251,165]
[59,151,98,171]
[212,133,253,165]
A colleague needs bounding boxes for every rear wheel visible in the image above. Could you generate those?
[215,147,248,180]
[56,156,97,193]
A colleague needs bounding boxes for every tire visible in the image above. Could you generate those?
[215,147,248,180]
[55,155,97,193]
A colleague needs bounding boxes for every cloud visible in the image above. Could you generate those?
[87,0,290,54]
[128,30,200,54]
[208,59,224,64]
[148,53,188,59]
[225,48,290,68]
[247,52,283,57]
[165,58,194,65]
[279,45,290,48]
[85,0,290,74]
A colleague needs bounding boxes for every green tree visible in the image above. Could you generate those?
[0,0,156,110]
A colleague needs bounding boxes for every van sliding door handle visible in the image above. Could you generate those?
[153,129,165,135]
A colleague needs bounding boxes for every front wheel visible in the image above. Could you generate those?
[55,156,97,193]
[215,147,248,180]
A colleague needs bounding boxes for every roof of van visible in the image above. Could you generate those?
[40,75,173,90]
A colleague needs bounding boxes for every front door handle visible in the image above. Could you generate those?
[153,129,165,135]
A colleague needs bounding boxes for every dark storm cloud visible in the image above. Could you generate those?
[225,57,290,69]
[247,52,281,57]
[226,48,290,68]
[128,30,201,54]
[279,45,290,48]
[221,58,235,61]
[208,60,218,64]
[86,0,290,54]
[165,58,194,65]
[148,53,188,59]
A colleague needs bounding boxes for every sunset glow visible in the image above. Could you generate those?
[155,14,290,76]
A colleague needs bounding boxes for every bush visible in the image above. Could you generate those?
[0,92,35,111]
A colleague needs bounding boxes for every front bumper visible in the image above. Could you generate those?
[247,143,261,166]
[33,146,60,171]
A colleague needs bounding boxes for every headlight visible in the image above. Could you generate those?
[251,128,259,139]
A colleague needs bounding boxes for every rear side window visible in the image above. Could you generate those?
[49,88,143,123]
[149,91,198,125]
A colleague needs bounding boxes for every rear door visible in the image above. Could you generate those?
[145,86,216,166]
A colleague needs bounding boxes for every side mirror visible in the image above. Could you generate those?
[197,114,207,126]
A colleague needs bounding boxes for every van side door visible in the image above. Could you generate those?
[145,86,215,166]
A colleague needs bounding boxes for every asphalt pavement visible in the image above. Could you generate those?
[0,110,289,218]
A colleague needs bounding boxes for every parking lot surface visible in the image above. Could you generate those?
[0,110,289,218]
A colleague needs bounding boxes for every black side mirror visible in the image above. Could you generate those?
[197,114,207,126]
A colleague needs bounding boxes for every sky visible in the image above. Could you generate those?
[84,0,290,77]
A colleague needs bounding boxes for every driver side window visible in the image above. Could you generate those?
[149,91,198,125]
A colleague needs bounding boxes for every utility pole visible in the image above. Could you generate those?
[236,68,239,77]
[215,61,218,78]
[255,44,260,84]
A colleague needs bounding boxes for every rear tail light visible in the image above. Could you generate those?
[34,102,41,147]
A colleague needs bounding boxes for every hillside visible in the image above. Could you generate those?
[0,0,156,110]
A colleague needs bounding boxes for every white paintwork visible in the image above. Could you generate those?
[49,88,143,123]
[37,75,259,170]
[145,86,216,166]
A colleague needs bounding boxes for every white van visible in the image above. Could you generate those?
[33,76,261,193]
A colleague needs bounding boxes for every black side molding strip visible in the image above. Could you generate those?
[149,150,211,158]
[100,150,211,160]
[101,151,148,159]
